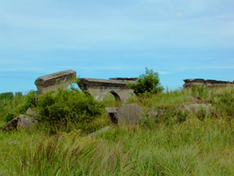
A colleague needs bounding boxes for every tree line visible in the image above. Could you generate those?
[0,92,23,100]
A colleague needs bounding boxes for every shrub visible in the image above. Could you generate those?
[191,85,209,100]
[2,91,36,122]
[3,111,17,122]
[17,91,37,114]
[0,92,14,100]
[37,89,104,123]
[215,89,234,117]
[128,68,163,96]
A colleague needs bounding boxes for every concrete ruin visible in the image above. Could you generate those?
[105,103,143,125]
[35,70,77,94]
[78,78,136,101]
[35,70,136,102]
[183,79,234,88]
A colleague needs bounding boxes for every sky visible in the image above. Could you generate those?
[0,0,234,93]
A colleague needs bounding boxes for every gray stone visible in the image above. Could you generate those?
[26,107,34,115]
[88,126,110,137]
[146,109,158,117]
[78,78,136,102]
[116,103,143,124]
[35,70,76,94]
[182,103,215,116]
[35,70,135,102]
[17,114,37,128]
[183,79,234,88]
[26,107,39,117]
[105,107,118,124]
[1,114,37,131]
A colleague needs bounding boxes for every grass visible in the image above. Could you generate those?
[0,94,26,121]
[0,86,234,175]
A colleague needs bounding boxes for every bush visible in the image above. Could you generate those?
[0,92,14,100]
[2,91,36,122]
[215,89,234,117]
[37,89,104,123]
[17,91,37,114]
[3,111,17,122]
[191,85,209,100]
[128,68,164,96]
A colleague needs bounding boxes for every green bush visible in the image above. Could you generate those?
[37,89,104,123]
[216,89,234,117]
[1,91,36,122]
[17,91,36,114]
[128,68,163,96]
[3,111,17,122]
[0,92,14,100]
[191,85,209,100]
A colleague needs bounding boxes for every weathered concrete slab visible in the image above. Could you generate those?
[88,126,110,137]
[78,78,135,89]
[105,107,118,124]
[1,114,37,131]
[78,78,136,102]
[35,70,76,94]
[35,70,134,102]
[17,114,37,128]
[182,103,215,116]
[116,103,143,124]
[183,79,234,88]
[109,78,137,81]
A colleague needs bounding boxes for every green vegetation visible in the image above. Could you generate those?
[37,89,104,122]
[128,68,164,96]
[102,92,123,107]
[1,84,234,175]
[0,91,36,122]
[37,89,107,134]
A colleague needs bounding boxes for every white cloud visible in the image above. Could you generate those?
[179,65,234,71]
[1,0,234,50]
[0,67,47,73]
[58,65,169,74]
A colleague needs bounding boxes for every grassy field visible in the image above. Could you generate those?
[0,87,234,175]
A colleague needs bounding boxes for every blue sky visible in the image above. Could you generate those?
[0,0,234,93]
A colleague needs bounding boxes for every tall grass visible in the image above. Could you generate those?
[0,86,234,175]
